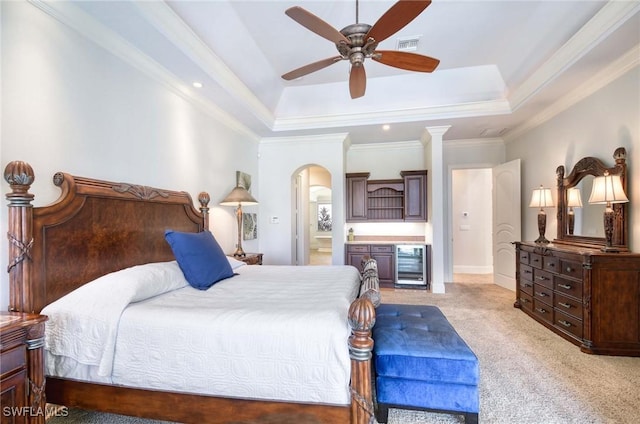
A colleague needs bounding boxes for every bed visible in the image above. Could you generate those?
[4,160,376,424]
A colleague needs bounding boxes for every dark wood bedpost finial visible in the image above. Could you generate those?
[198,192,210,230]
[4,161,35,312]
[348,296,376,424]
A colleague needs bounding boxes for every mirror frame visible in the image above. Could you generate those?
[555,147,628,251]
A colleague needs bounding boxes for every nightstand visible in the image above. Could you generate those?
[234,253,263,265]
[1,312,48,424]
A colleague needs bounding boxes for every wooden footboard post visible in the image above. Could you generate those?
[348,296,376,424]
[4,161,35,313]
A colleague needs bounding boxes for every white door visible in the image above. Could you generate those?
[492,159,521,291]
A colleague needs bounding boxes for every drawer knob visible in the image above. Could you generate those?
[520,297,529,303]
[536,307,547,314]
[535,291,547,297]
[548,263,555,267]
[558,284,571,290]
[537,276,547,281]
[558,302,571,309]
[558,320,572,328]
[566,266,574,272]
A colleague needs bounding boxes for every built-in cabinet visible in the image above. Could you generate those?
[514,241,640,356]
[346,170,427,222]
[345,244,395,288]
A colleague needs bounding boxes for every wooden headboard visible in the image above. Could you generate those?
[5,161,210,313]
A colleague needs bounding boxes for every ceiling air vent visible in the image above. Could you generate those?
[396,36,421,52]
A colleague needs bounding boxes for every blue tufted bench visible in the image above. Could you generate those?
[372,304,479,424]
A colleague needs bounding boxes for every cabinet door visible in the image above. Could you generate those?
[371,252,394,288]
[402,171,427,221]
[346,174,369,222]
[0,369,28,424]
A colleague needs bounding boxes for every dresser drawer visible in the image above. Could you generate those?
[519,250,530,265]
[555,310,583,339]
[346,244,370,253]
[555,277,583,300]
[533,269,554,289]
[370,245,394,253]
[543,256,560,273]
[559,259,582,279]
[529,253,543,269]
[533,299,553,323]
[519,279,534,296]
[520,264,533,282]
[519,292,534,313]
[0,344,26,376]
[534,285,554,305]
[555,293,583,320]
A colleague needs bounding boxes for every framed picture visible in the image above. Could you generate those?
[243,212,257,240]
[236,171,252,191]
[317,203,332,232]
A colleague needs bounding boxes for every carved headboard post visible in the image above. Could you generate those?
[198,192,210,230]
[4,161,35,313]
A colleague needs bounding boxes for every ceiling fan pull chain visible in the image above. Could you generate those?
[356,0,359,24]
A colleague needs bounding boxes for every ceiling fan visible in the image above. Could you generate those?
[281,0,440,99]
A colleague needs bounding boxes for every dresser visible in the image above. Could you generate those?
[0,313,48,424]
[514,242,640,356]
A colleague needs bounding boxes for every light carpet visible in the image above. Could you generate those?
[47,282,640,423]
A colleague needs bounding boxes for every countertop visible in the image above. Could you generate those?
[345,236,426,245]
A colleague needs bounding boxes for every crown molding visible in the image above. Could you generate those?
[259,132,350,146]
[272,99,511,132]
[348,140,424,151]
[28,0,259,142]
[444,138,505,148]
[505,43,640,143]
[509,0,640,111]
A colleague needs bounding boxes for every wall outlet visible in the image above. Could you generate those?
[270,216,279,224]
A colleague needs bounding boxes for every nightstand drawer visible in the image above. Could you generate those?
[0,345,26,376]
[370,245,393,253]
[347,245,370,253]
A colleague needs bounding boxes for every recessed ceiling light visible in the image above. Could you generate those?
[382,124,390,131]
[192,82,203,88]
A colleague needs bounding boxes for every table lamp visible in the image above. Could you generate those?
[566,187,583,235]
[529,185,554,244]
[588,171,628,252]
[220,186,258,257]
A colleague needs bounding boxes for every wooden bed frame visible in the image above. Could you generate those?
[4,160,376,424]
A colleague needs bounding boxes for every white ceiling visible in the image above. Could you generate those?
[57,0,640,143]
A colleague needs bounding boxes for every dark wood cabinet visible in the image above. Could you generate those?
[346,173,369,221]
[514,242,640,356]
[345,244,395,288]
[401,170,427,221]
[346,171,427,222]
[0,313,48,424]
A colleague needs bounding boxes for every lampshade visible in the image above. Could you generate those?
[220,186,258,206]
[529,186,554,208]
[588,172,628,204]
[566,187,583,208]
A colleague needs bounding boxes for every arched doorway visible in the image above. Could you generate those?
[292,165,332,265]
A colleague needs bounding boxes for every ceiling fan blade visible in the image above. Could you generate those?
[285,6,350,44]
[366,0,432,43]
[373,50,440,72]
[281,56,343,80]
[349,65,366,99]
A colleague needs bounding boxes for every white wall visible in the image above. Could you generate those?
[0,1,259,308]
[506,66,640,251]
[452,168,493,274]
[258,134,348,265]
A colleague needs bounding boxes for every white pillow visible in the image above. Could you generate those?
[227,256,247,270]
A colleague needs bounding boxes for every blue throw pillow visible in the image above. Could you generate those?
[164,230,234,290]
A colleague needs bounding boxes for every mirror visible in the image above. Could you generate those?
[555,147,629,251]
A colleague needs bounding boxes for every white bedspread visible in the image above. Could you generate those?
[42,261,188,376]
[45,263,361,405]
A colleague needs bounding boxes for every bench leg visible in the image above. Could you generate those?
[464,412,479,424]
[375,403,389,423]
